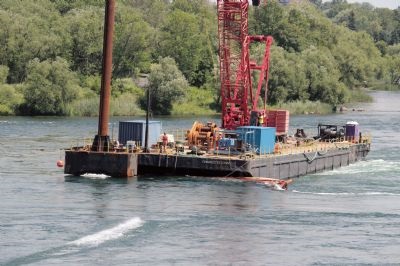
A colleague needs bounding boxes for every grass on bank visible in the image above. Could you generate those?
[273,89,373,114]
[171,87,217,116]
[348,88,373,103]
[0,78,380,117]
[171,86,376,116]
[66,92,145,117]
[369,80,400,91]
[272,100,332,115]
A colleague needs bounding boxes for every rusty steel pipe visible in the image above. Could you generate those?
[92,0,115,151]
[98,0,115,137]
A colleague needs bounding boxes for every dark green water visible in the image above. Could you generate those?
[1,91,399,265]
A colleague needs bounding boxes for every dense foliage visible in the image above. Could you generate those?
[140,57,188,115]
[253,0,399,106]
[0,0,399,116]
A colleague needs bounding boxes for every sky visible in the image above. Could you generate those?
[324,0,399,9]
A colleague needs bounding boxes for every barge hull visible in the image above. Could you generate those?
[249,143,370,179]
[65,150,138,177]
[137,143,370,178]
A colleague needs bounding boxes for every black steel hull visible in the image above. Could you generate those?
[137,143,370,179]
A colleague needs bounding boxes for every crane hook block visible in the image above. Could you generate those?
[252,0,260,6]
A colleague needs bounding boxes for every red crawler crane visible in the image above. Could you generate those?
[217,0,273,130]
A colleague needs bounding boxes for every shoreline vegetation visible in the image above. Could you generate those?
[0,0,399,117]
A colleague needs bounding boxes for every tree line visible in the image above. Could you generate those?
[0,0,399,116]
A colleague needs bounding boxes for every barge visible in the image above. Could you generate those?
[64,0,371,186]
[65,120,371,180]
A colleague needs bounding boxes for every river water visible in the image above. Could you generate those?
[1,91,399,265]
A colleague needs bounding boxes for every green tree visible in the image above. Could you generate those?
[141,57,188,115]
[325,1,400,44]
[0,0,70,83]
[391,8,400,44]
[310,0,322,8]
[323,0,350,18]
[252,1,286,45]
[332,28,380,87]
[0,84,24,115]
[267,46,294,104]
[65,7,103,76]
[171,0,210,14]
[50,0,104,14]
[253,2,337,51]
[127,0,169,28]
[113,6,153,77]
[376,40,388,55]
[159,9,214,86]
[385,44,400,89]
[0,65,9,84]
[302,47,348,105]
[21,57,80,115]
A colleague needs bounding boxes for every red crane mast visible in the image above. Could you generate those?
[217,0,273,130]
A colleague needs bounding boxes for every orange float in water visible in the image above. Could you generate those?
[57,160,64,168]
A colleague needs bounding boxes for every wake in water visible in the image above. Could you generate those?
[4,217,144,265]
[292,190,400,196]
[184,175,290,191]
[70,217,144,246]
[317,159,400,176]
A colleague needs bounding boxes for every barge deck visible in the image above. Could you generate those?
[65,139,370,179]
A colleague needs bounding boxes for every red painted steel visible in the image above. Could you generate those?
[218,0,273,130]
[266,110,289,135]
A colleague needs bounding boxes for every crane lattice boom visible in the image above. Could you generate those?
[217,0,273,130]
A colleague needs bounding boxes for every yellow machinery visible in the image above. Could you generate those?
[186,121,219,150]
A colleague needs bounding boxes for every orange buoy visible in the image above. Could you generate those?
[57,160,64,168]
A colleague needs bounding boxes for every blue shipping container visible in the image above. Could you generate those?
[236,126,276,154]
[118,120,161,146]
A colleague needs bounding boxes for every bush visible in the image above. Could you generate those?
[21,57,80,115]
[0,84,24,115]
[65,96,99,117]
[112,78,144,97]
[110,93,144,116]
[0,65,9,84]
[140,57,188,115]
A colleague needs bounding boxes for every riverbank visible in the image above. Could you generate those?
[1,86,376,117]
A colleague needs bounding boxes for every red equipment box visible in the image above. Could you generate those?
[266,109,289,135]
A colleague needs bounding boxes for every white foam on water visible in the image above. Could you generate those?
[318,159,400,176]
[363,191,400,196]
[81,173,111,179]
[272,183,285,191]
[70,217,144,246]
[292,190,400,196]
